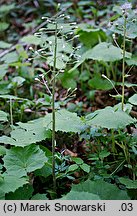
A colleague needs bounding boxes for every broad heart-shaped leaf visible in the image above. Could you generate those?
[0,174,28,194]
[128,94,137,106]
[69,42,132,72]
[82,42,131,62]
[0,128,51,147]
[0,127,51,147]
[0,111,8,122]
[43,109,84,133]
[19,109,84,133]
[88,73,114,90]
[78,24,107,48]
[3,144,48,177]
[61,191,100,200]
[70,179,129,200]
[119,178,137,189]
[86,106,136,129]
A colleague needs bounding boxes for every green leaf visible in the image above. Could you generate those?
[116,82,137,88]
[3,144,48,177]
[82,42,131,62]
[0,4,15,15]
[80,163,90,173]
[67,164,79,172]
[128,94,137,106]
[0,22,9,31]
[0,128,51,147]
[88,74,114,90]
[8,76,25,87]
[126,56,137,66]
[43,109,85,133]
[0,81,10,94]
[119,178,137,189]
[1,51,18,63]
[35,165,52,179]
[71,157,83,165]
[0,64,8,80]
[0,94,27,100]
[99,150,110,159]
[110,15,137,39]
[86,106,136,129]
[60,70,79,89]
[61,191,100,200]
[0,189,5,200]
[0,41,12,49]
[47,55,67,69]
[78,25,106,48]
[71,179,129,199]
[31,193,48,200]
[0,111,8,122]
[6,184,34,200]
[0,146,6,156]
[21,35,41,45]
[9,62,30,67]
[0,174,28,194]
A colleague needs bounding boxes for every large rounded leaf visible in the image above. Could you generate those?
[0,127,51,147]
[82,42,131,62]
[0,175,28,194]
[86,106,136,129]
[69,179,129,200]
[43,109,84,133]
[3,144,48,177]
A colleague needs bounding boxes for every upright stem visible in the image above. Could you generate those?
[121,15,127,111]
[52,21,58,192]
[10,98,13,126]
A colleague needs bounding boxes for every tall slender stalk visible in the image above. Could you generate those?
[10,98,13,126]
[121,15,127,111]
[52,20,58,192]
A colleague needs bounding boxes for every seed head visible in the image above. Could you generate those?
[35,78,40,82]
[121,3,132,11]
[49,41,52,45]
[29,47,33,50]
[65,15,70,19]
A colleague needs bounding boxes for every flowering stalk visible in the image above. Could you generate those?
[52,20,57,192]
[33,4,80,194]
[121,14,127,111]
[121,2,132,111]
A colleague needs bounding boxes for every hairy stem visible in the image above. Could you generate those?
[52,20,58,193]
[121,15,127,111]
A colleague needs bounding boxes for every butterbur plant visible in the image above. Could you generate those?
[33,4,80,192]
